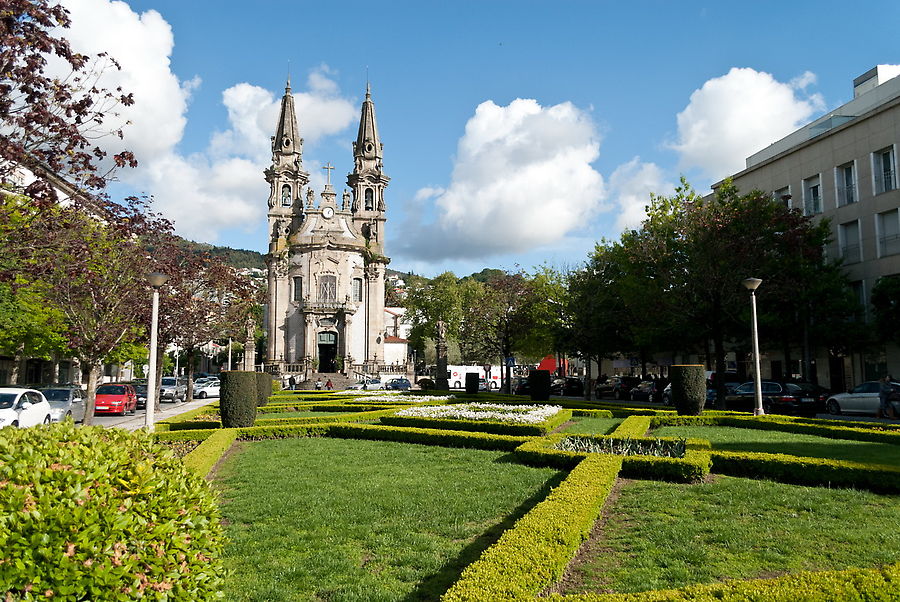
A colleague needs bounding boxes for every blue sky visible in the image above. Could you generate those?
[60,0,900,277]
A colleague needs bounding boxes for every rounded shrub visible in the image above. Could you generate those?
[220,370,258,427]
[255,371,273,407]
[465,372,480,394]
[529,369,552,402]
[672,364,706,415]
[0,422,223,600]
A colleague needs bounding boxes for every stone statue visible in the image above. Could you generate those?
[436,320,447,342]
[342,189,351,210]
[306,187,315,208]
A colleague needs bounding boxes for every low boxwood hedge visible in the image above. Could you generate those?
[379,408,573,436]
[181,429,239,478]
[442,454,623,601]
[0,423,223,600]
[611,415,653,437]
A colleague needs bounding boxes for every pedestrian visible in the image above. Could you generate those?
[325,379,333,391]
[879,374,894,419]
[315,377,323,390]
[288,374,297,391]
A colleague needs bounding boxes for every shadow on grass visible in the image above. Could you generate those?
[402,467,568,601]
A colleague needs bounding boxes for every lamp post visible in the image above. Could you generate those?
[145,272,168,430]
[743,277,764,416]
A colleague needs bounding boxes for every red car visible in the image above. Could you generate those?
[94,383,138,416]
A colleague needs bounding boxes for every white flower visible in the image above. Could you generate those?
[396,403,562,424]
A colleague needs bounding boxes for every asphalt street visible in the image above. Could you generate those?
[91,396,215,430]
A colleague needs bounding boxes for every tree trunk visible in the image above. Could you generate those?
[185,348,196,402]
[11,342,25,385]
[712,295,728,410]
[71,357,82,385]
[584,354,593,401]
[82,363,102,426]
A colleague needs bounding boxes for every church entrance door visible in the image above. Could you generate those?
[317,331,338,373]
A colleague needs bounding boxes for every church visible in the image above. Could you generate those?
[264,81,389,375]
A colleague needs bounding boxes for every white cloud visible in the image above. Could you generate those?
[398,98,605,260]
[58,0,356,242]
[609,158,673,231]
[669,67,825,181]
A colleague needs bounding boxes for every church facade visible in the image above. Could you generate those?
[264,81,389,374]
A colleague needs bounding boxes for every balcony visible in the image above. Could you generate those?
[301,300,349,312]
[875,169,896,194]
[880,233,900,257]
[841,243,861,264]
[804,195,822,216]
[836,184,856,207]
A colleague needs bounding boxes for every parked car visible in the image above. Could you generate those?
[40,386,86,422]
[825,380,900,416]
[724,381,826,415]
[513,377,530,396]
[94,383,138,416]
[194,381,221,399]
[596,376,642,400]
[385,377,411,391]
[133,383,148,410]
[160,377,186,402]
[0,388,52,428]
[415,378,435,390]
[194,376,217,387]
[629,381,659,402]
[347,378,384,391]
[550,377,585,397]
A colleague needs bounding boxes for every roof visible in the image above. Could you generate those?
[384,335,408,344]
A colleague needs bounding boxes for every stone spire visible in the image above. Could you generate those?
[352,82,382,170]
[272,79,302,159]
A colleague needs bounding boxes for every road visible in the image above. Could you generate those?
[90,396,215,431]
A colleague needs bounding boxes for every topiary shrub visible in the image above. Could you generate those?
[672,364,706,416]
[255,371,273,407]
[529,369,552,402]
[220,370,257,427]
[0,422,223,599]
[465,372,480,394]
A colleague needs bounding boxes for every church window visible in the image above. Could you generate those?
[281,184,292,206]
[292,276,302,302]
[352,278,363,302]
[365,188,374,211]
[319,275,337,302]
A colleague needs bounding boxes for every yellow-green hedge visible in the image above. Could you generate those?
[611,416,653,437]
[181,429,239,478]
[442,454,623,601]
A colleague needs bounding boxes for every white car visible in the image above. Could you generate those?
[826,380,900,415]
[194,381,220,399]
[0,388,53,428]
[346,378,384,391]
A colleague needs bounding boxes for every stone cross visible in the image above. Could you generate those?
[322,162,334,186]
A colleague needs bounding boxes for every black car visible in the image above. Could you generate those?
[724,381,826,415]
[513,378,531,396]
[597,376,642,400]
[386,377,411,391]
[550,377,584,397]
[629,381,659,402]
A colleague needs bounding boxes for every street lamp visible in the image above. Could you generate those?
[743,277,764,416]
[145,272,168,430]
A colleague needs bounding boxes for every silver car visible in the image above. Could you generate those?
[40,386,87,422]
[160,377,186,402]
[826,380,900,415]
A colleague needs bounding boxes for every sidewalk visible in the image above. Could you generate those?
[100,396,215,431]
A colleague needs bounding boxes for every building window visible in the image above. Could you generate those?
[292,276,302,302]
[281,184,292,206]
[803,175,822,215]
[835,162,856,206]
[839,220,861,264]
[318,275,337,302]
[352,278,363,302]
[772,186,791,208]
[849,281,866,322]
[873,146,896,194]
[878,208,900,257]
[364,188,374,211]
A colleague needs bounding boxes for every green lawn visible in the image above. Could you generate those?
[653,425,900,468]
[216,437,563,601]
[564,476,900,594]
[559,416,622,435]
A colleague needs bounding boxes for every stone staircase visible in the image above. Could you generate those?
[295,372,358,391]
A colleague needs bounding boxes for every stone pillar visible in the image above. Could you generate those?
[434,320,449,391]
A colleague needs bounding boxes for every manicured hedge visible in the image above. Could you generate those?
[611,415,653,437]
[255,372,273,407]
[219,371,257,427]
[181,429,239,478]
[154,400,219,432]
[671,364,705,416]
[571,409,615,418]
[379,408,573,436]
[711,450,900,494]
[544,560,900,600]
[442,454,623,602]
[0,423,223,600]
[255,408,398,426]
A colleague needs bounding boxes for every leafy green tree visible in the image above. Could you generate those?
[0,279,68,383]
[872,275,900,348]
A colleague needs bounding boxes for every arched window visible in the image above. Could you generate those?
[364,188,374,211]
[319,275,337,302]
[281,184,292,206]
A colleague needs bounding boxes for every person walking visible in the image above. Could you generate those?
[315,377,323,390]
[325,379,333,391]
[288,374,297,391]
[879,375,895,419]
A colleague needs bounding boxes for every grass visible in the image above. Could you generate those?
[559,416,622,435]
[564,475,900,594]
[653,425,900,468]
[216,437,563,601]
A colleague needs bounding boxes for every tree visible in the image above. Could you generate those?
[872,275,900,348]
[403,272,466,360]
[0,278,67,383]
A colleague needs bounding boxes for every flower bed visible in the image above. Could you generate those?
[556,436,687,458]
[397,403,562,424]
